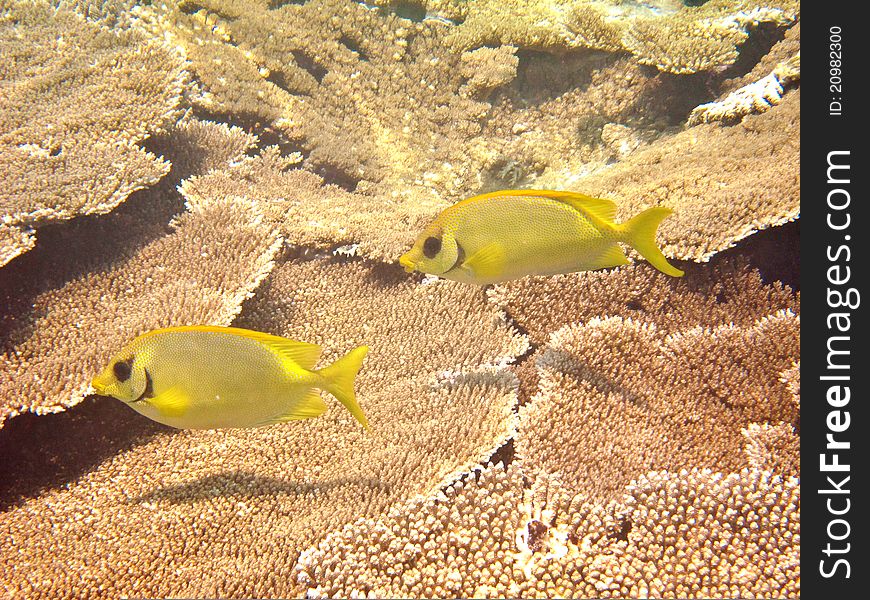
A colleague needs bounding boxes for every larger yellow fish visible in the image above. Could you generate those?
[399,189,684,285]
[91,326,369,430]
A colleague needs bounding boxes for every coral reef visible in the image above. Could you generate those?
[489,260,799,347]
[517,311,799,504]
[1,253,524,597]
[446,0,799,75]
[296,461,800,598]
[0,0,186,266]
[179,147,447,263]
[689,52,799,125]
[0,0,801,597]
[0,118,270,427]
[574,90,800,262]
[0,199,281,426]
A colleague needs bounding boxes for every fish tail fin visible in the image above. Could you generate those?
[622,206,684,277]
[319,345,370,430]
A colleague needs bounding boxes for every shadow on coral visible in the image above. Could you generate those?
[131,471,391,505]
[710,219,799,291]
[0,395,171,511]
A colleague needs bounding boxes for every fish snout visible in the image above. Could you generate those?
[399,253,416,273]
[90,373,111,395]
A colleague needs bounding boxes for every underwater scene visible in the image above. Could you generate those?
[1,0,799,597]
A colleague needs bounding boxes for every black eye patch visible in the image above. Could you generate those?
[423,236,441,258]
[113,359,132,382]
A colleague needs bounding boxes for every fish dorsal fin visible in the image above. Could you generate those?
[146,326,322,370]
[471,189,618,223]
[256,389,327,426]
[147,386,191,418]
[462,242,506,279]
[541,191,618,222]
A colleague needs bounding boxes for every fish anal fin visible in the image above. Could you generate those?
[462,242,506,279]
[148,386,191,418]
[257,389,327,426]
[588,245,630,270]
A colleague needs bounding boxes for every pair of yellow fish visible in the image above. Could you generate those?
[93,190,682,431]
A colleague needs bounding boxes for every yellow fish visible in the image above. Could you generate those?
[91,325,370,430]
[399,189,684,285]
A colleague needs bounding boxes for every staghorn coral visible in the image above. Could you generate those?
[516,310,800,505]
[742,422,799,475]
[528,468,800,598]
[296,461,529,599]
[296,461,800,598]
[573,89,800,262]
[1,251,525,597]
[179,146,447,262]
[459,45,520,97]
[0,0,186,266]
[0,198,281,427]
[490,260,799,347]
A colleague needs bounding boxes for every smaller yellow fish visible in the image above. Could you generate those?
[399,189,684,285]
[91,325,369,430]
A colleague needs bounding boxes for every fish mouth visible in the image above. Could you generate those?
[398,253,416,273]
[90,374,110,395]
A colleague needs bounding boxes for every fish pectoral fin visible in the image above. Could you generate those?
[147,386,191,418]
[462,242,506,279]
[256,390,328,426]
[587,245,630,270]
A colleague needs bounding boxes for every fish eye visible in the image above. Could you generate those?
[113,359,132,382]
[423,236,441,258]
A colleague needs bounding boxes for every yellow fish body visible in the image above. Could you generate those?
[399,189,684,285]
[91,326,369,430]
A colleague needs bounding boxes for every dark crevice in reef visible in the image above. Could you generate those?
[268,0,308,9]
[488,437,515,468]
[338,34,368,61]
[0,187,183,349]
[0,397,172,511]
[306,161,366,193]
[290,50,329,84]
[728,22,788,79]
[372,1,427,23]
[709,220,800,292]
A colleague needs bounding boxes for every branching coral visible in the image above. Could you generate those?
[490,260,799,347]
[135,0,493,194]
[233,254,528,385]
[0,0,186,266]
[296,461,800,598]
[0,199,281,427]
[296,462,528,599]
[517,311,799,505]
[446,0,799,75]
[459,45,520,97]
[179,146,447,262]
